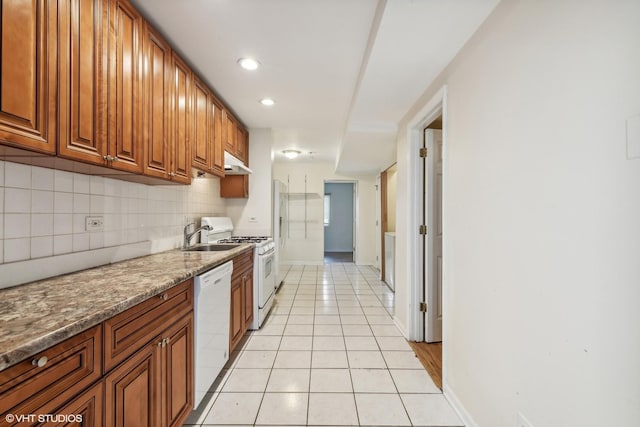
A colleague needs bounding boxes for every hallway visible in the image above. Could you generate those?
[185,263,462,426]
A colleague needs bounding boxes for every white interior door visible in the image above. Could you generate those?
[426,129,443,342]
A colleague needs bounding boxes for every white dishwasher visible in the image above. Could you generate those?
[193,261,233,409]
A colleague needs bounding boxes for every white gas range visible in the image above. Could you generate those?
[200,217,275,330]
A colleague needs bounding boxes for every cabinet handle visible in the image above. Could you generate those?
[103,155,110,161]
[164,337,170,345]
[159,293,168,301]
[157,340,163,347]
[112,156,119,162]
[32,356,48,368]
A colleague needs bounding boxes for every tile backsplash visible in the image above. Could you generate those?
[0,160,225,288]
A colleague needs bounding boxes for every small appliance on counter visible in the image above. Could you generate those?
[200,217,275,330]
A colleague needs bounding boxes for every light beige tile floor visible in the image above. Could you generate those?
[184,263,463,427]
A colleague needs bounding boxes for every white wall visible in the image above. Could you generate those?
[0,161,226,289]
[324,182,354,252]
[273,161,376,265]
[395,1,640,426]
[226,128,273,235]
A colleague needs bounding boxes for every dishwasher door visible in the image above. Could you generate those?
[193,261,233,409]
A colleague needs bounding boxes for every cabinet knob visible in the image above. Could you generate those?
[159,293,168,301]
[103,155,110,161]
[112,156,119,162]
[32,356,48,368]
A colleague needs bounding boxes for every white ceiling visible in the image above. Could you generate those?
[132,0,499,176]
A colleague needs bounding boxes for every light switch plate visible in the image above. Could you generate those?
[85,216,104,231]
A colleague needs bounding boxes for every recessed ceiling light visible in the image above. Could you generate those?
[260,98,275,106]
[282,150,301,159]
[237,58,260,70]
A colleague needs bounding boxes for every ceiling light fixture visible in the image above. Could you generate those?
[282,150,301,159]
[260,98,275,106]
[237,58,260,70]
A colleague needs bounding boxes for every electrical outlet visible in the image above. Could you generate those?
[85,216,104,231]
[517,412,533,427]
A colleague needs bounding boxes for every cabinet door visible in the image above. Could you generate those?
[0,0,56,154]
[104,342,162,427]
[210,98,225,177]
[235,125,247,164]
[107,0,143,173]
[191,76,210,172]
[36,382,103,427]
[223,110,236,155]
[0,326,102,423]
[170,54,192,184]
[220,175,249,198]
[142,23,171,179]
[243,274,254,330]
[162,314,194,427]
[57,0,108,165]
[229,277,244,352]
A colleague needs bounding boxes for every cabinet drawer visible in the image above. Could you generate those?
[232,250,253,279]
[0,325,102,424]
[103,279,193,373]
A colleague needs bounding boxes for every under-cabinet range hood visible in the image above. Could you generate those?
[224,152,253,175]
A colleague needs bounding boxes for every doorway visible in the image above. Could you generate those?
[406,86,448,390]
[323,181,356,264]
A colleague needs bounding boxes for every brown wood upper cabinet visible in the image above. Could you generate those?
[57,0,143,173]
[142,22,172,179]
[0,0,57,154]
[191,78,225,178]
[236,124,248,164]
[170,53,192,184]
[191,75,211,172]
[211,97,225,177]
[58,0,108,165]
[223,110,237,155]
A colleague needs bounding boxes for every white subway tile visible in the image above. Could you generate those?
[5,214,30,238]
[73,214,86,233]
[89,232,104,250]
[54,214,73,235]
[4,238,30,263]
[31,214,54,237]
[53,234,73,255]
[5,188,31,213]
[73,194,90,213]
[4,162,31,189]
[31,236,53,259]
[0,214,3,240]
[32,190,54,213]
[32,166,54,191]
[73,174,91,194]
[54,170,74,192]
[90,176,104,195]
[73,233,90,251]
[90,195,105,214]
[0,239,3,263]
[54,192,73,214]
[0,160,4,186]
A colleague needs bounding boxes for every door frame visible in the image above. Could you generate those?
[323,180,358,263]
[407,85,448,363]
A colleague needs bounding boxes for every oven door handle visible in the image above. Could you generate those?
[261,248,275,256]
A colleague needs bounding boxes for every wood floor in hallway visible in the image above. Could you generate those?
[408,341,443,390]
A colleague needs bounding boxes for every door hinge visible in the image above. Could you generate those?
[419,225,427,235]
[419,147,428,158]
[419,302,428,312]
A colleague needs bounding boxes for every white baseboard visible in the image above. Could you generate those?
[393,316,409,338]
[443,383,478,427]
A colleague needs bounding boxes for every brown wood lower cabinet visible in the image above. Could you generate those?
[0,279,194,427]
[229,249,254,352]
